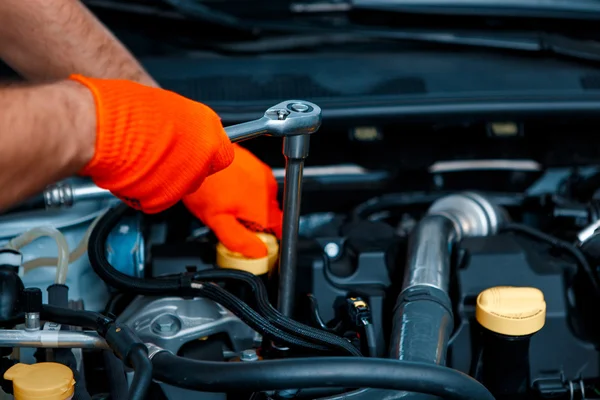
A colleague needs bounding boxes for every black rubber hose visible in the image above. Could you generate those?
[89,203,358,355]
[41,305,108,331]
[88,203,183,294]
[40,305,151,400]
[152,353,495,400]
[128,346,153,400]
[500,223,600,295]
[193,269,362,356]
[103,351,128,400]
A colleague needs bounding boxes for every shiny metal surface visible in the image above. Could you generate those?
[278,134,311,317]
[402,192,507,294]
[577,218,600,244]
[224,100,321,142]
[402,215,458,293]
[427,191,507,238]
[428,159,541,173]
[118,296,255,355]
[44,182,111,209]
[145,343,169,360]
[24,313,40,331]
[0,329,107,348]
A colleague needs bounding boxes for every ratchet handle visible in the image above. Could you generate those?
[224,100,322,143]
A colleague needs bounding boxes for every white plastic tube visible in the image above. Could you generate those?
[5,226,69,285]
[21,212,105,276]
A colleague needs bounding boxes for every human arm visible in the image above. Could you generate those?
[0,76,233,212]
[0,0,157,86]
[0,80,96,210]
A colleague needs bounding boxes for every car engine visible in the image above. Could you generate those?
[1,99,600,400]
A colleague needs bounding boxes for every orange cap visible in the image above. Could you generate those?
[216,233,279,275]
[476,286,546,336]
[4,363,75,400]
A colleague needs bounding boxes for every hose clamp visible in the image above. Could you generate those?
[145,343,170,360]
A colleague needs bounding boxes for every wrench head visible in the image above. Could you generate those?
[262,100,322,137]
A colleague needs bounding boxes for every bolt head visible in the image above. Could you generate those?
[324,242,340,259]
[240,349,259,361]
[152,315,179,334]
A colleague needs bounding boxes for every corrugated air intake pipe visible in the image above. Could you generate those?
[389,192,507,400]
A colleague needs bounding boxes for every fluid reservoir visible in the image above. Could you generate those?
[216,233,279,276]
[4,363,75,400]
[475,286,546,400]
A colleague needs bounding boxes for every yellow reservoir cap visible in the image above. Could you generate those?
[4,363,75,400]
[476,286,546,336]
[216,233,279,275]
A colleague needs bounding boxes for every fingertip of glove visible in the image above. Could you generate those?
[237,241,269,259]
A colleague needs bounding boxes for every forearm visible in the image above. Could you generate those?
[0,0,157,86]
[0,81,95,210]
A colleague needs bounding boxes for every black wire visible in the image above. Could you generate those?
[193,282,346,354]
[307,293,345,334]
[193,270,361,356]
[364,324,377,357]
[500,222,600,295]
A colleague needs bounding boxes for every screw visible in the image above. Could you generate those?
[240,349,259,362]
[152,315,179,334]
[324,242,340,259]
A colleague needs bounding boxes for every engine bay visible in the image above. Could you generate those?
[1,121,600,400]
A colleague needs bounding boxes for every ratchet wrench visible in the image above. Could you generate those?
[44,100,322,317]
[225,100,322,317]
[225,100,321,142]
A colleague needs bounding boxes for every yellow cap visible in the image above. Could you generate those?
[216,233,279,275]
[4,363,75,400]
[476,286,546,336]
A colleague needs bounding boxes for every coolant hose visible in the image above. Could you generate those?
[40,305,109,330]
[5,226,69,284]
[128,346,153,400]
[152,353,495,400]
[89,203,360,356]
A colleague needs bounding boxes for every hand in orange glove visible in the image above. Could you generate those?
[183,145,283,258]
[71,74,234,214]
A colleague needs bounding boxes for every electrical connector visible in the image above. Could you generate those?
[346,297,372,327]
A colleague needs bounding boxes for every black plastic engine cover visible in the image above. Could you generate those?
[449,233,599,389]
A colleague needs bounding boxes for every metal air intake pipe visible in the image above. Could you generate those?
[390,192,507,399]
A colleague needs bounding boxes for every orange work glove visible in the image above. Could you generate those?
[183,144,283,258]
[71,74,234,214]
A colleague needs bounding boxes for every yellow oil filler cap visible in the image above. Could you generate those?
[4,363,75,400]
[216,233,279,275]
[476,286,546,336]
